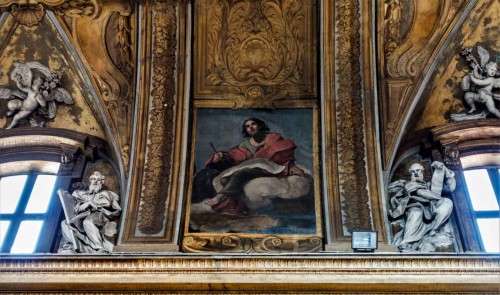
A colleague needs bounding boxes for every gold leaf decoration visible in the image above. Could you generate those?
[10,3,45,27]
[53,0,96,18]
[1,0,97,27]
[182,235,322,253]
[195,0,317,105]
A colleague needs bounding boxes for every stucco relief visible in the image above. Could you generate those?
[450,46,500,121]
[0,0,96,27]
[136,0,178,235]
[378,0,470,168]
[0,0,135,173]
[194,0,317,106]
[335,0,371,233]
[0,61,74,129]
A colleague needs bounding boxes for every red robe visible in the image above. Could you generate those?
[204,132,298,214]
[205,132,297,174]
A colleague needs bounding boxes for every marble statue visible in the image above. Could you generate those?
[388,161,456,252]
[451,46,500,121]
[58,171,121,254]
[0,61,74,129]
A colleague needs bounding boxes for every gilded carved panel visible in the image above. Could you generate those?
[194,0,317,106]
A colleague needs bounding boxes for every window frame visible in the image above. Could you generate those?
[0,173,62,253]
[431,120,500,253]
[461,166,500,252]
[0,128,99,253]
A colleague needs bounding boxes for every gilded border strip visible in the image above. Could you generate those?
[335,0,371,232]
[137,0,178,234]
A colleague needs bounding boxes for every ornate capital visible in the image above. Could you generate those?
[440,138,461,170]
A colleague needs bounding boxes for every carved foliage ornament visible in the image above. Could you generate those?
[138,0,177,234]
[0,0,97,27]
[183,235,322,253]
[195,0,317,105]
[335,0,371,231]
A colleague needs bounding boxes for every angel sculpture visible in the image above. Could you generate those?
[451,46,500,121]
[0,61,74,129]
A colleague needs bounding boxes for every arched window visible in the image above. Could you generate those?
[0,128,102,253]
[431,120,500,253]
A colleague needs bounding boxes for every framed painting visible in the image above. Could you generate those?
[182,107,322,253]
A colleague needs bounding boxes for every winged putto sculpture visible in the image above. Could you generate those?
[0,61,74,129]
[450,46,500,121]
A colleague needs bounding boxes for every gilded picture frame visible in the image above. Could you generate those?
[182,106,322,253]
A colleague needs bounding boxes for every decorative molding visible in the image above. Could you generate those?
[113,13,134,79]
[182,235,322,253]
[0,256,498,293]
[335,0,371,232]
[0,255,498,273]
[193,0,317,105]
[137,0,177,234]
[9,3,45,26]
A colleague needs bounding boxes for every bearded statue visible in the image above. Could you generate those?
[58,171,121,254]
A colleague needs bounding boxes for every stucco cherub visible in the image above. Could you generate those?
[451,46,500,121]
[0,62,74,129]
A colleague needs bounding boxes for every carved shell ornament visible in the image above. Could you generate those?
[9,2,45,27]
[0,0,97,26]
[0,61,74,129]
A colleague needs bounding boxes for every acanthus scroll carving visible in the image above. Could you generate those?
[207,0,300,85]
[52,0,98,18]
[195,0,317,104]
[182,235,322,253]
[226,86,287,109]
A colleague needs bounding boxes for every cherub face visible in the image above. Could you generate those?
[485,63,498,77]
[32,78,43,90]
